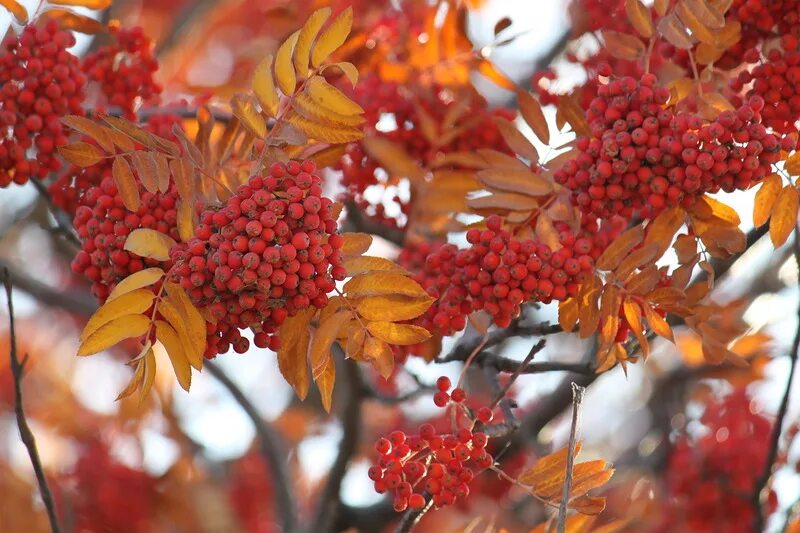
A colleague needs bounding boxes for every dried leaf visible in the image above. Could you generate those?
[340,232,372,257]
[107,268,165,302]
[81,289,155,342]
[130,151,159,193]
[305,75,364,115]
[0,0,27,23]
[77,314,150,356]
[357,295,434,322]
[155,320,192,391]
[275,30,300,95]
[595,225,645,271]
[311,7,353,67]
[294,7,331,77]
[494,117,538,162]
[345,272,430,299]
[754,174,782,227]
[517,91,550,145]
[124,228,177,261]
[61,115,114,152]
[625,0,654,38]
[535,214,562,251]
[277,308,315,399]
[770,186,799,247]
[366,321,431,345]
[601,30,646,61]
[476,168,552,197]
[362,137,425,181]
[112,156,141,212]
[58,142,104,167]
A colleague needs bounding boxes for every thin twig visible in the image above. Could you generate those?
[752,227,800,531]
[395,498,434,533]
[3,269,62,533]
[490,339,546,409]
[556,383,585,533]
[29,179,81,248]
[204,361,297,533]
[308,354,365,533]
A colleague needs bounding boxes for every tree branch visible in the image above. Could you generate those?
[308,354,365,533]
[3,269,62,533]
[341,201,405,246]
[0,259,97,316]
[395,498,433,533]
[203,361,297,533]
[752,227,800,531]
[556,383,585,533]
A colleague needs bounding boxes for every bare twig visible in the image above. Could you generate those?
[308,353,365,533]
[490,339,546,409]
[29,179,81,248]
[204,361,297,533]
[3,269,62,533]
[752,228,800,531]
[556,383,585,533]
[395,498,434,533]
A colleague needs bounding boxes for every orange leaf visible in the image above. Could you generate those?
[362,136,425,182]
[41,8,103,33]
[675,2,717,45]
[0,0,27,23]
[476,168,552,197]
[559,297,579,332]
[340,232,372,257]
[643,303,673,341]
[366,322,431,345]
[518,443,582,486]
[363,336,394,378]
[112,156,140,212]
[615,242,660,279]
[468,192,540,211]
[682,0,726,29]
[657,12,695,49]
[644,205,685,257]
[601,30,646,61]
[595,225,645,271]
[58,142,104,167]
[494,116,539,162]
[770,186,799,247]
[345,272,429,299]
[311,310,350,378]
[61,115,114,152]
[48,0,111,8]
[343,256,408,276]
[277,308,315,400]
[474,58,516,91]
[123,228,177,261]
[754,174,782,227]
[517,91,550,145]
[130,151,159,194]
[625,0,654,38]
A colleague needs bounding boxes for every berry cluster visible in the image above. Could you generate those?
[718,0,800,69]
[71,176,180,302]
[0,21,86,187]
[413,216,593,336]
[656,389,776,533]
[169,160,345,358]
[51,113,181,214]
[82,25,162,118]
[369,376,494,512]
[338,76,513,228]
[555,74,790,220]
[730,41,800,135]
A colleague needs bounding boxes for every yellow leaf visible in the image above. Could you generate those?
[232,95,267,138]
[81,289,155,342]
[294,7,331,77]
[48,0,111,8]
[363,336,394,378]
[644,205,685,257]
[305,75,364,115]
[177,199,194,243]
[343,256,409,276]
[493,117,538,162]
[137,347,156,404]
[277,307,315,399]
[362,136,425,181]
[124,228,177,261]
[345,272,430,299]
[253,55,279,117]
[601,30,646,61]
[158,296,202,371]
[595,225,645,271]
[61,115,114,152]
[517,91,550,145]
[155,320,192,391]
[163,282,207,368]
[770,186,799,247]
[77,314,150,356]
[293,91,365,126]
[287,114,363,143]
[559,297,579,332]
[102,115,180,156]
[58,142,104,167]
[107,268,164,302]
[357,295,434,322]
[366,321,431,345]
[683,0,725,28]
[322,61,358,86]
[754,174,782,227]
[311,310,350,379]
[0,0,27,23]
[340,232,372,257]
[316,352,335,413]
[625,0,654,37]
[643,304,673,341]
[654,0,670,15]
[112,156,140,212]
[311,7,353,67]
[116,350,146,401]
[275,30,300,95]
[41,8,103,33]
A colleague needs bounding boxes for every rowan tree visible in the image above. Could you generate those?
[0,0,799,532]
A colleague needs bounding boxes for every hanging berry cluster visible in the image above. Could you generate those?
[369,377,494,512]
[0,21,86,187]
[169,160,346,358]
[554,74,791,220]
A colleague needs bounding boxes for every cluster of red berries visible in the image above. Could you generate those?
[168,160,345,358]
[51,113,181,214]
[555,74,791,220]
[82,26,162,118]
[730,41,800,135]
[71,176,180,302]
[412,216,593,336]
[369,376,494,512]
[718,0,800,69]
[0,21,86,187]
[338,76,513,228]
[656,389,776,533]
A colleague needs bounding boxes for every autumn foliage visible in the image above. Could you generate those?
[1,0,800,532]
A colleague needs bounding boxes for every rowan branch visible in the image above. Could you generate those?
[556,383,585,533]
[3,269,62,533]
[341,201,405,246]
[204,361,297,533]
[752,227,800,531]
